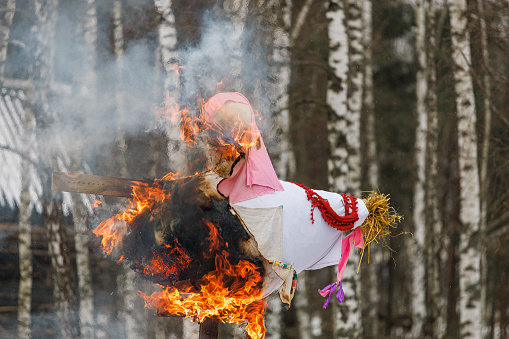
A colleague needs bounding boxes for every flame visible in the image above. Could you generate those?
[92,174,266,338]
[93,87,269,337]
[139,251,265,339]
[92,179,172,255]
[92,200,102,208]
[171,64,184,75]
[216,77,229,92]
[204,221,221,257]
[156,90,260,170]
[139,242,190,280]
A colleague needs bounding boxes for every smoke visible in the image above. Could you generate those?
[27,5,276,176]
[1,3,277,336]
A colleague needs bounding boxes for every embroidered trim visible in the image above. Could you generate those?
[290,182,359,231]
[268,260,298,303]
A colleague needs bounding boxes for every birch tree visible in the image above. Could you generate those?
[222,0,249,92]
[67,1,99,337]
[411,0,427,336]
[154,0,188,175]
[332,0,364,336]
[477,0,492,332]
[327,0,349,195]
[17,89,35,339]
[31,0,78,337]
[0,86,41,339]
[0,0,16,79]
[360,0,381,335]
[111,2,145,337]
[447,0,482,337]
[425,1,445,336]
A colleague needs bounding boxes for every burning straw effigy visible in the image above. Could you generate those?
[52,91,402,339]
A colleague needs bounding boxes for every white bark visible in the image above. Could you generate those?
[448,0,482,337]
[411,1,427,337]
[46,199,77,338]
[182,317,199,338]
[326,0,349,193]
[0,0,16,78]
[477,0,492,333]
[154,0,188,174]
[294,271,312,339]
[334,260,361,338]
[223,0,249,91]
[117,268,142,339]
[334,1,364,336]
[73,206,95,339]
[266,0,294,181]
[362,0,377,190]
[112,3,144,336]
[361,1,381,336]
[72,2,97,337]
[113,0,128,179]
[265,295,282,339]
[426,1,446,336]
[345,0,363,197]
[271,24,295,181]
[17,89,35,339]
[32,0,78,336]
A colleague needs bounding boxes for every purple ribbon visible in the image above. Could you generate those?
[318,281,344,309]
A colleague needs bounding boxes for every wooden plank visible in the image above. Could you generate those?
[51,172,146,197]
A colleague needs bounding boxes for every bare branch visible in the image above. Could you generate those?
[290,0,314,44]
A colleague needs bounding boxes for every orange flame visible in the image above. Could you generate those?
[92,200,102,209]
[204,221,221,258]
[156,90,260,169]
[139,251,265,339]
[171,64,184,75]
[140,242,190,280]
[92,179,172,255]
[93,86,269,337]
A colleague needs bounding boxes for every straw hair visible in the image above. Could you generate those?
[358,190,403,265]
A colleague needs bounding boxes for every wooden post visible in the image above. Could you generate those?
[199,318,219,339]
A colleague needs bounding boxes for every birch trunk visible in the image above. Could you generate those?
[17,89,35,339]
[112,2,144,336]
[0,0,16,78]
[362,0,377,190]
[223,0,249,92]
[477,0,492,334]
[271,0,295,181]
[45,199,77,338]
[425,1,446,336]
[344,0,363,197]
[264,295,282,339]
[334,0,364,336]
[32,0,78,336]
[261,4,291,337]
[411,1,427,337]
[294,271,311,339]
[326,0,349,194]
[448,0,482,337]
[326,2,351,335]
[154,0,187,174]
[360,1,381,335]
[71,2,98,337]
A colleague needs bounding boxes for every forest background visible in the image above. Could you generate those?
[0,0,508,338]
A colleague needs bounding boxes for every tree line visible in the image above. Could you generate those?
[0,0,508,338]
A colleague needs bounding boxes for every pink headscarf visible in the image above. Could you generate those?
[203,92,284,203]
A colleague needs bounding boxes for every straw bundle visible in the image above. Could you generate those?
[359,191,403,264]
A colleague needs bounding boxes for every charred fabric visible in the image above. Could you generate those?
[90,173,266,305]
